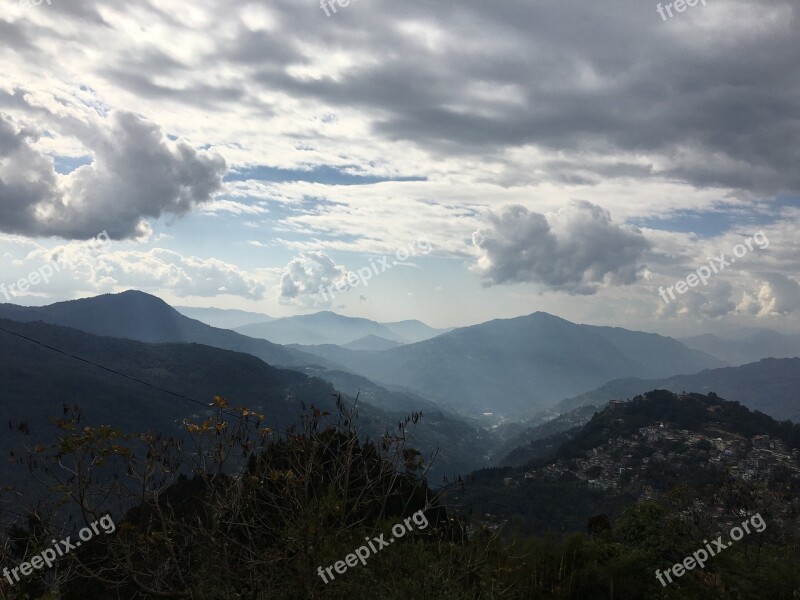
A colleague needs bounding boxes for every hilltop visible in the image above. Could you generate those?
[453,390,800,535]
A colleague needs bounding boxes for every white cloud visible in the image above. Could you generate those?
[737,273,800,317]
[657,281,737,320]
[100,248,266,299]
[278,251,348,308]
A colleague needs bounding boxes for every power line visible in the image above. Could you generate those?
[0,324,247,423]
[6,322,782,573]
[0,323,571,531]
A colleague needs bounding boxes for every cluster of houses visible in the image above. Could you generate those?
[509,407,800,523]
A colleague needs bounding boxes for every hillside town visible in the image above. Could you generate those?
[509,400,800,528]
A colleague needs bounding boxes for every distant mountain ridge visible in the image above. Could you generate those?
[557,357,800,422]
[235,311,446,346]
[681,330,800,365]
[382,319,452,343]
[342,335,403,351]
[298,312,726,419]
[0,291,333,369]
[175,306,274,329]
[0,318,491,498]
[0,293,733,423]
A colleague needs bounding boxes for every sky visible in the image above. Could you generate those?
[0,0,799,336]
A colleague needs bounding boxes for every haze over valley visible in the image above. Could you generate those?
[1,0,799,596]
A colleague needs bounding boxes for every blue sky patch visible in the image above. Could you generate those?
[225,165,426,186]
[53,155,93,175]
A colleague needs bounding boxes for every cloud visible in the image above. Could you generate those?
[2,0,799,329]
[7,0,797,197]
[737,273,800,317]
[236,0,800,196]
[0,111,227,240]
[657,281,737,320]
[199,199,268,216]
[472,201,649,294]
[0,237,108,300]
[0,239,264,301]
[92,248,266,299]
[278,251,348,307]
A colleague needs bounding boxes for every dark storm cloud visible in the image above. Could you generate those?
[242,0,799,195]
[4,0,798,195]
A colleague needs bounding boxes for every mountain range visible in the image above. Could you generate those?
[681,330,800,366]
[0,318,489,498]
[1,289,800,513]
[234,311,447,346]
[0,291,332,369]
[2,290,797,438]
[0,317,336,499]
[556,357,800,422]
[342,334,403,351]
[175,306,274,329]
[297,312,726,418]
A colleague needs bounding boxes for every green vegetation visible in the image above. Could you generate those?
[1,392,798,599]
[555,389,800,461]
